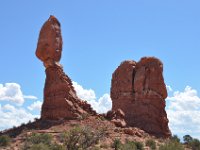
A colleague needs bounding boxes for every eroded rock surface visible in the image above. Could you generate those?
[106,109,127,128]
[36,16,96,120]
[111,57,171,138]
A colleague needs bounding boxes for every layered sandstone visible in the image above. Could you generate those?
[36,16,96,120]
[111,57,171,138]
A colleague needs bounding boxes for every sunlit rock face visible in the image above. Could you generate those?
[36,15,62,68]
[36,16,96,120]
[111,57,171,138]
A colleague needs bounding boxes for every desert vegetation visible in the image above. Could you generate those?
[22,133,64,150]
[21,125,106,150]
[60,125,106,150]
[0,135,11,147]
[145,139,156,150]
[112,138,144,150]
[1,123,200,150]
[183,135,200,150]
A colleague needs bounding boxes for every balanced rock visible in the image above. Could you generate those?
[111,57,171,138]
[36,15,62,67]
[36,16,96,120]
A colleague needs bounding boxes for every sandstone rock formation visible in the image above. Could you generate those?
[36,16,96,120]
[111,57,171,138]
[107,109,127,128]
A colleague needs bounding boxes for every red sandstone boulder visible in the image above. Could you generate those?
[111,119,127,128]
[124,128,143,137]
[111,57,171,138]
[36,15,62,67]
[36,16,96,120]
[106,109,127,128]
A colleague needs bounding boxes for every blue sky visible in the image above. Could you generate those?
[0,0,200,140]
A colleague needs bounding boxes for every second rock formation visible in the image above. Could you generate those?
[111,57,171,138]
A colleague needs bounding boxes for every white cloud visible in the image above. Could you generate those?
[166,85,173,92]
[72,81,96,101]
[72,81,112,114]
[86,94,112,114]
[0,83,37,105]
[167,86,200,139]
[28,101,42,111]
[23,95,37,100]
[0,104,39,131]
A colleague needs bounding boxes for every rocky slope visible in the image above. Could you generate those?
[0,116,166,150]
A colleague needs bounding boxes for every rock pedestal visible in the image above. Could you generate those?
[111,57,171,138]
[36,16,96,120]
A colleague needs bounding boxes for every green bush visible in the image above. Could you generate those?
[171,135,180,143]
[146,139,156,150]
[49,143,65,150]
[123,140,137,150]
[62,126,106,150]
[27,133,52,146]
[0,135,11,147]
[112,138,122,150]
[159,140,184,150]
[183,135,200,150]
[23,133,64,150]
[29,143,49,150]
[183,134,193,144]
[133,141,144,150]
[188,138,200,150]
[112,139,143,150]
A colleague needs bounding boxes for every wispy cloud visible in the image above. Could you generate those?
[23,95,37,100]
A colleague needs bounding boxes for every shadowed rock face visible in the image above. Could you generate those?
[111,57,171,138]
[36,16,96,120]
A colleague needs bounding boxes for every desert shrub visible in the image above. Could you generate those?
[123,140,137,150]
[22,133,65,150]
[183,135,200,150]
[133,141,144,150]
[183,135,193,144]
[159,140,184,150]
[62,126,106,150]
[29,143,49,150]
[171,134,180,143]
[112,138,122,150]
[0,135,11,147]
[49,143,65,150]
[146,139,156,150]
[188,138,200,150]
[27,133,52,146]
[112,139,143,150]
